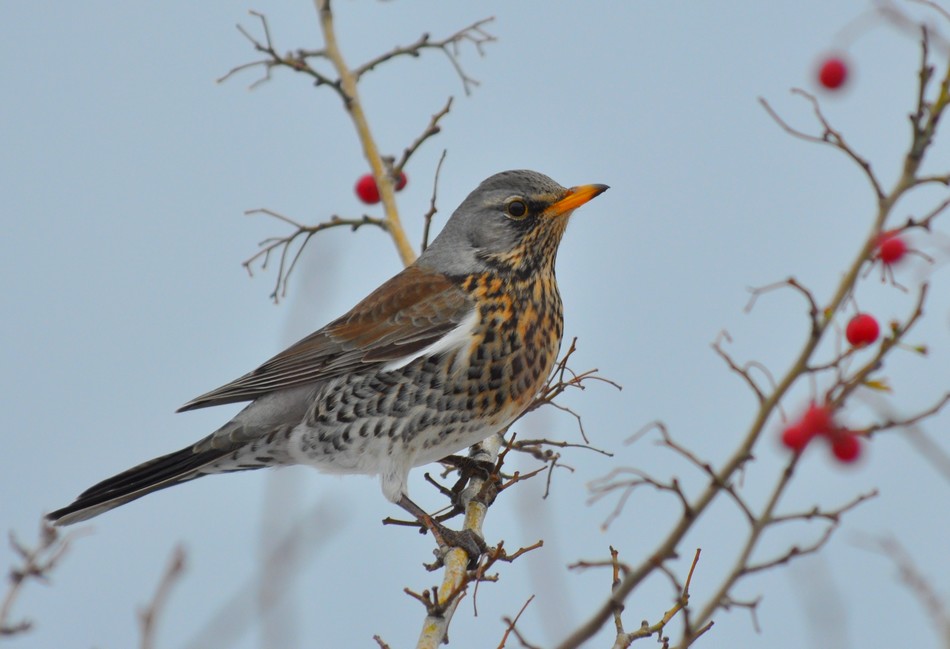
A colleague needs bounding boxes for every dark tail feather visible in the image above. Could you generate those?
[47,444,232,526]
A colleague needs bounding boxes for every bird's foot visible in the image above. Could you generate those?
[424,519,487,570]
[437,454,499,513]
[397,495,487,569]
[439,454,495,482]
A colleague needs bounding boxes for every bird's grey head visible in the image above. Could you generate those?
[418,170,608,277]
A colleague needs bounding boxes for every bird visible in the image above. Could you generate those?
[47,170,608,542]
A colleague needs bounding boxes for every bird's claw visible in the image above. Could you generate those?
[429,524,486,569]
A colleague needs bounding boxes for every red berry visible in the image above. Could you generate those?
[781,423,813,452]
[801,403,834,437]
[355,174,380,204]
[845,313,880,347]
[818,57,848,90]
[830,433,861,463]
[877,234,907,265]
[395,171,408,191]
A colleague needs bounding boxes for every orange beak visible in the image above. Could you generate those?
[545,183,609,217]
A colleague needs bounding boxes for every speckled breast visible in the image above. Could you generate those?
[456,270,564,424]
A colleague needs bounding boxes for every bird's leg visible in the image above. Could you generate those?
[396,494,487,566]
[420,473,465,524]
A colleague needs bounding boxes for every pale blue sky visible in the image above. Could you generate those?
[3,2,949,648]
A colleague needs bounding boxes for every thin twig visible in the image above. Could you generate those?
[523,337,622,443]
[353,18,496,96]
[0,522,82,637]
[856,535,950,644]
[242,209,387,302]
[140,545,187,649]
[422,150,448,253]
[396,98,454,175]
[712,330,766,403]
[217,11,342,95]
[759,91,885,200]
[497,596,538,649]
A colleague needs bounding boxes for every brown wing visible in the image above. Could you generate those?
[177,265,473,412]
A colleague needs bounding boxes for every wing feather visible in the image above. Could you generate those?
[177,266,473,412]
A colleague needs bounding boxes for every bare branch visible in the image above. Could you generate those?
[422,150,448,253]
[760,91,885,200]
[396,98,454,175]
[588,466,692,531]
[354,18,496,96]
[745,277,822,337]
[601,548,705,649]
[140,545,187,649]
[242,209,387,302]
[218,11,342,95]
[316,0,418,266]
[1,521,83,638]
[522,337,622,443]
[865,391,950,435]
[497,595,539,649]
[856,535,950,644]
[712,330,766,403]
[902,196,950,231]
[562,21,950,649]
[769,489,878,526]
[910,0,950,22]
[745,492,878,575]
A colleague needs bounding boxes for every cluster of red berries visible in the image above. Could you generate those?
[780,230,913,460]
[781,403,862,463]
[817,55,849,90]
[355,171,408,205]
[841,232,910,348]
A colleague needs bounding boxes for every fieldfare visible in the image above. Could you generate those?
[48,170,608,536]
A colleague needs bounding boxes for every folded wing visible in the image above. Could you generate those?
[178,265,474,412]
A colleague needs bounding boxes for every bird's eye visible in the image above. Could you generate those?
[506,200,528,219]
